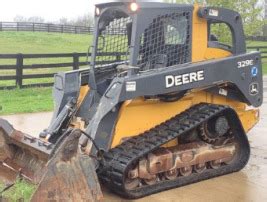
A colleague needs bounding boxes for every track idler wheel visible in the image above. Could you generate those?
[125,178,140,190]
[143,175,158,185]
[209,160,222,169]
[180,166,193,177]
[194,163,207,173]
[164,169,179,180]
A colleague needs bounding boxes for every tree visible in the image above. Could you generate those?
[27,16,45,23]
[13,15,27,22]
[59,14,94,27]
[13,15,45,23]
[59,17,69,25]
[69,14,94,27]
[164,0,265,37]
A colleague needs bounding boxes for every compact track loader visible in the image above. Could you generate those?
[0,1,263,201]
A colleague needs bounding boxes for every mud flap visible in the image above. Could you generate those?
[31,129,103,202]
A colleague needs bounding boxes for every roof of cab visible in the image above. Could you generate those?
[95,1,193,10]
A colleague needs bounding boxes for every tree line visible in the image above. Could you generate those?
[165,0,266,37]
[12,0,266,37]
[13,14,94,27]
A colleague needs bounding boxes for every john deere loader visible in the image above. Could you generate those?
[0,1,263,201]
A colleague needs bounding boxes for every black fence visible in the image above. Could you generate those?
[246,36,267,41]
[0,22,127,35]
[0,22,94,34]
[0,52,125,90]
[1,22,266,39]
[247,46,267,60]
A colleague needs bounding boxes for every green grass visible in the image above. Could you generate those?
[0,32,93,68]
[0,87,53,115]
[0,180,36,202]
[246,40,267,47]
[0,32,93,54]
[0,32,93,65]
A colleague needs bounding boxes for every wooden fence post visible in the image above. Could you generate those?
[73,53,79,70]
[16,54,23,88]
[116,54,121,62]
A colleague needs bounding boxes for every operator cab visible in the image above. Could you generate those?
[89,2,246,95]
[92,2,192,74]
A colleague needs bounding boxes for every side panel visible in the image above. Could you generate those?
[111,91,259,148]
[204,48,231,59]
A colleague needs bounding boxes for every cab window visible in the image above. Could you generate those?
[208,23,233,51]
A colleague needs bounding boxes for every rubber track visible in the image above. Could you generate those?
[98,103,250,199]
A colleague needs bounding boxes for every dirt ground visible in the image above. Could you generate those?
[1,91,267,202]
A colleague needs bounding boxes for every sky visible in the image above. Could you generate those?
[0,0,108,22]
[0,0,163,22]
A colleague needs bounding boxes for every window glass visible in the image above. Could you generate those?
[138,12,191,68]
[164,17,188,45]
[209,23,233,48]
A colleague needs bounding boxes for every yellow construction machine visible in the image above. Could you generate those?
[0,1,263,201]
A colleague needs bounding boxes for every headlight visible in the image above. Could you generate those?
[95,7,101,16]
[129,2,139,12]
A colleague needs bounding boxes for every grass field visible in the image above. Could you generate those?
[0,180,35,202]
[0,88,53,115]
[0,32,93,54]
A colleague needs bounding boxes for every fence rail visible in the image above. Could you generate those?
[1,22,266,39]
[0,22,94,34]
[247,46,267,59]
[0,22,126,35]
[246,36,267,41]
[0,52,125,90]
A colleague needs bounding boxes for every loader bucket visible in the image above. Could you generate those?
[0,118,49,184]
[0,119,103,201]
